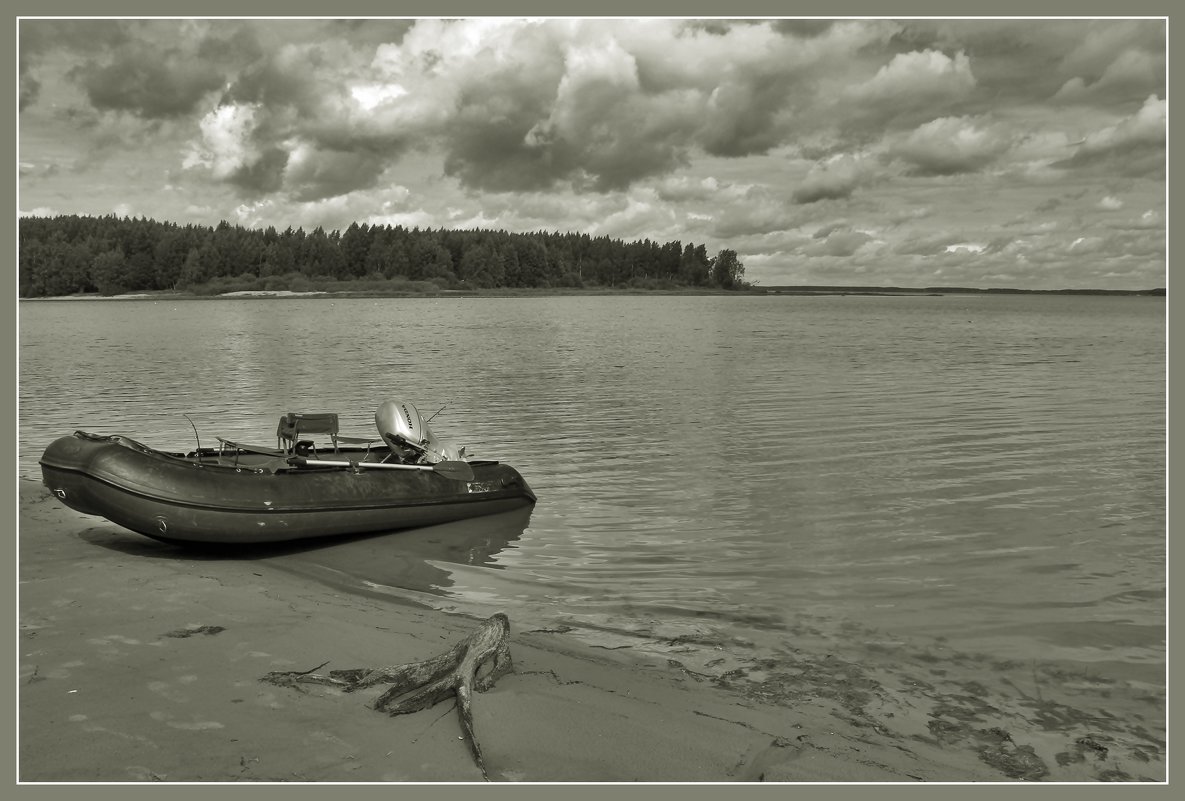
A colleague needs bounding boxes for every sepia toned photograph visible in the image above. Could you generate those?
[17,15,1166,784]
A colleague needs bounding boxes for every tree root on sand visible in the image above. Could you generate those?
[261,613,513,780]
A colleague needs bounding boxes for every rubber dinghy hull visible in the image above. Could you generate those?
[40,431,536,545]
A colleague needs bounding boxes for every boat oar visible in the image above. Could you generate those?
[287,456,475,481]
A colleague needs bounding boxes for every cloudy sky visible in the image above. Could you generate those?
[18,17,1166,289]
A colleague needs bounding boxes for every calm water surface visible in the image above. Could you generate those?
[18,294,1166,689]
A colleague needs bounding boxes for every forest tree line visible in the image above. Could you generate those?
[18,215,749,297]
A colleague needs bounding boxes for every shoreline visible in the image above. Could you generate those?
[18,479,1165,783]
[17,286,1166,302]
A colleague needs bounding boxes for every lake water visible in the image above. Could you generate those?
[18,294,1166,700]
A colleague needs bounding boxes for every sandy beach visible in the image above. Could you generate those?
[17,478,1165,783]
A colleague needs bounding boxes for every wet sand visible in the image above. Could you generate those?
[17,479,1165,783]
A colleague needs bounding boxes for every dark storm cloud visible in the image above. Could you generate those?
[771,19,837,38]
[19,65,40,112]
[435,37,571,192]
[518,99,696,192]
[443,126,558,193]
[792,180,856,205]
[322,18,417,51]
[200,32,425,199]
[225,147,289,196]
[698,73,798,158]
[222,38,345,111]
[74,46,228,119]
[285,148,388,202]
[55,21,262,120]
[19,19,129,110]
[19,18,130,56]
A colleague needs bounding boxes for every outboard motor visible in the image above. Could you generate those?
[375,399,463,463]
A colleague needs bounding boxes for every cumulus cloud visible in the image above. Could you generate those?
[1057,20,1165,90]
[173,19,927,197]
[706,191,794,238]
[21,206,60,218]
[366,209,436,229]
[435,19,812,189]
[847,49,976,110]
[654,175,721,203]
[590,192,679,240]
[892,232,963,257]
[1056,94,1165,175]
[792,155,875,203]
[1065,228,1163,262]
[516,34,697,190]
[889,116,1013,175]
[183,103,288,194]
[1102,209,1164,232]
[1069,235,1106,253]
[1132,209,1163,229]
[803,224,874,257]
[17,18,1168,290]
[27,19,1166,201]
[1053,48,1164,104]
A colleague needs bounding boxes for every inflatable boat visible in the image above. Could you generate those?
[38,400,536,546]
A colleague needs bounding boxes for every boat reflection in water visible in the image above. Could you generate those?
[71,496,533,606]
[260,504,535,600]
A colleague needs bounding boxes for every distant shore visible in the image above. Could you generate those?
[17,285,1166,302]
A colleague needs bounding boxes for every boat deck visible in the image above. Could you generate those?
[184,442,394,472]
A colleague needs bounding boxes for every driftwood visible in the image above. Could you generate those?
[261,613,513,780]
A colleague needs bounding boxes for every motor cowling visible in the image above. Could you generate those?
[375,399,463,463]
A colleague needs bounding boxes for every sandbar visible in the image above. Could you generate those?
[17,480,1165,783]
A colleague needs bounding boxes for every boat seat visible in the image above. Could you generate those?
[277,412,341,456]
[277,413,384,456]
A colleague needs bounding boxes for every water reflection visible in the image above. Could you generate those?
[72,502,533,606]
[262,505,534,597]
